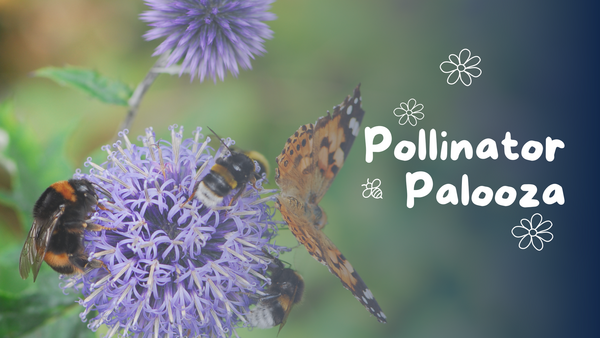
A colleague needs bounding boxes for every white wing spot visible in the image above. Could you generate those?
[370,307,375,312]
[362,296,368,304]
[354,97,358,104]
[346,105,353,115]
[349,117,360,137]
[364,289,374,299]
[379,312,387,319]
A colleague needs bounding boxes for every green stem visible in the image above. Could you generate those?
[116,52,170,137]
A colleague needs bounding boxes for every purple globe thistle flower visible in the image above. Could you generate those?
[141,0,276,82]
[63,126,283,337]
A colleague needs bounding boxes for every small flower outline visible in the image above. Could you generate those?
[439,48,482,86]
[393,98,424,126]
[511,213,554,251]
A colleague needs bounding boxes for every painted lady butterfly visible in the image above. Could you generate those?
[274,84,387,323]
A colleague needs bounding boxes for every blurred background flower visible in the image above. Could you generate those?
[141,0,276,82]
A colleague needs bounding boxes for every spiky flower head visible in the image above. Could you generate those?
[141,0,276,82]
[64,126,282,337]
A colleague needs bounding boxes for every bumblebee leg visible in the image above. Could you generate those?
[182,191,196,207]
[243,292,281,301]
[67,253,91,274]
[69,252,110,274]
[228,186,246,207]
[85,259,111,274]
[84,221,118,232]
[180,182,200,208]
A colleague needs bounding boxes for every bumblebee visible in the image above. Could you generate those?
[248,257,304,332]
[19,179,110,281]
[195,129,266,209]
[195,152,260,208]
[241,150,270,178]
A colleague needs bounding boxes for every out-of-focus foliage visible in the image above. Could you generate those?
[0,101,90,337]
[0,246,93,338]
[33,66,133,106]
[0,100,74,229]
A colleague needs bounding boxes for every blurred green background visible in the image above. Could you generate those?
[0,0,597,337]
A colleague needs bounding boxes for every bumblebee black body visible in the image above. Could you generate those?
[19,179,108,281]
[248,258,304,331]
[196,152,259,208]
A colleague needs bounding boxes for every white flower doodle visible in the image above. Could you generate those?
[393,98,424,126]
[439,48,482,86]
[511,213,554,251]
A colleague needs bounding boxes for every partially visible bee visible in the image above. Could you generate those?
[241,150,270,178]
[195,128,266,209]
[248,256,304,332]
[19,179,111,281]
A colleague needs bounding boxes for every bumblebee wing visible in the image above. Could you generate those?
[19,205,65,281]
[277,285,299,335]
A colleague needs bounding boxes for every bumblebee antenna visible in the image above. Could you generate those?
[91,182,112,199]
[207,126,233,153]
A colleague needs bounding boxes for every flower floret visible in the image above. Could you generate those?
[64,126,282,337]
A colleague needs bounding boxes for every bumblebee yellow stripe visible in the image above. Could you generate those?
[211,164,237,189]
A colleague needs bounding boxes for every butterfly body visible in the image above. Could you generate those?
[274,84,387,323]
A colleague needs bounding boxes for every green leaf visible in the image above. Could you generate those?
[33,66,133,106]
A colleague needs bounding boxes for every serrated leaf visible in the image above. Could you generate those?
[33,66,133,106]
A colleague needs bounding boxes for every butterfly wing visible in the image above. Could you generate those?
[275,85,386,323]
[275,85,365,198]
[310,85,365,202]
[19,204,65,281]
[277,199,387,323]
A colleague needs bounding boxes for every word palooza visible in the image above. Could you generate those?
[365,128,565,208]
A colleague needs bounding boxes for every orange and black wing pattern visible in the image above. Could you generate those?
[275,85,387,323]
